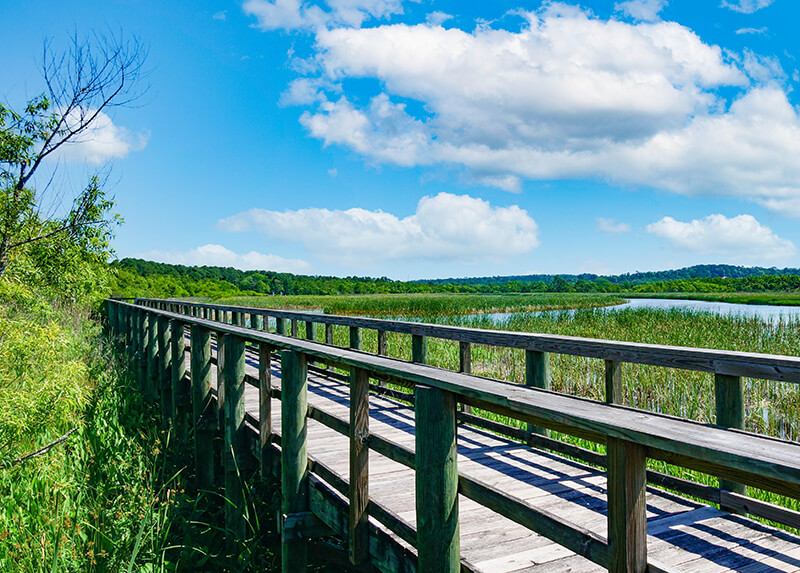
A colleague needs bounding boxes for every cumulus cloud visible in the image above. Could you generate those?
[213,10,227,20]
[720,0,774,14]
[135,244,311,273]
[57,109,148,164]
[314,13,744,146]
[646,214,796,262]
[596,218,632,234]
[615,0,668,22]
[217,192,539,264]
[248,2,800,215]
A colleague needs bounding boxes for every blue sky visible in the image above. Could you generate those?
[2,0,800,279]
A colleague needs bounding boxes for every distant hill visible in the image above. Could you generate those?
[417,265,800,286]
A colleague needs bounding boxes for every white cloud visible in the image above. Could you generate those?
[476,174,522,192]
[615,0,667,22]
[736,26,767,35]
[57,109,148,164]
[720,0,774,14]
[243,0,415,31]
[426,11,453,26]
[596,218,632,234]
[217,192,539,264]
[315,13,743,146]
[646,214,796,262]
[213,10,227,21]
[281,78,330,105]
[300,10,800,212]
[250,3,800,214]
[740,49,785,83]
[327,168,338,177]
[135,244,312,273]
[300,95,431,166]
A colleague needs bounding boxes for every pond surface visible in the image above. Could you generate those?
[461,298,800,324]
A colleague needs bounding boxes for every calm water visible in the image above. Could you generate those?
[463,298,800,324]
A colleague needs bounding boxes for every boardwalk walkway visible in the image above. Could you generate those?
[207,341,800,573]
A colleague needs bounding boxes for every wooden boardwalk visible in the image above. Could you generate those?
[221,344,800,573]
[110,299,800,573]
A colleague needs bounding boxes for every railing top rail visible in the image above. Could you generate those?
[113,299,800,497]
[133,297,800,384]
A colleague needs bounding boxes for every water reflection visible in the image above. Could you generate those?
[461,298,800,324]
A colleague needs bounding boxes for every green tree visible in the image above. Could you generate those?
[0,32,146,280]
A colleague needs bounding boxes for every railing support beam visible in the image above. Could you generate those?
[412,334,427,364]
[607,437,647,573]
[222,334,248,549]
[170,319,187,439]
[415,384,459,572]
[191,324,215,489]
[349,367,369,565]
[525,350,550,436]
[259,342,273,478]
[716,373,746,510]
[281,350,309,573]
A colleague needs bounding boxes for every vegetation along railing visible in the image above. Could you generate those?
[106,297,800,573]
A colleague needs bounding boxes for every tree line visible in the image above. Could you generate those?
[111,259,800,298]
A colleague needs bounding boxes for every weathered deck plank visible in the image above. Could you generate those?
[197,342,800,573]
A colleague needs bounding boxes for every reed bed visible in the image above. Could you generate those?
[221,292,625,317]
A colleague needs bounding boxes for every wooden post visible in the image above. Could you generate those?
[216,331,226,433]
[291,319,298,337]
[277,318,287,336]
[259,342,272,478]
[125,306,135,357]
[412,334,428,364]
[231,311,242,327]
[254,313,264,331]
[606,360,623,405]
[349,367,369,565]
[305,321,315,342]
[459,342,472,414]
[223,334,248,549]
[158,316,172,427]
[191,324,215,489]
[377,330,387,356]
[415,385,459,572]
[607,438,647,573]
[349,326,362,351]
[281,350,309,573]
[146,313,158,403]
[109,301,118,339]
[106,301,116,339]
[526,350,550,436]
[137,310,147,391]
[171,320,187,439]
[715,374,747,508]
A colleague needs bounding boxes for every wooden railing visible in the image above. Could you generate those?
[107,298,800,573]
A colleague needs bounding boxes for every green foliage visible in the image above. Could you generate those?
[113,259,800,301]
[1,91,119,303]
[0,287,165,571]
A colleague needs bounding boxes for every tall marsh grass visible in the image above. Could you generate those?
[220,292,625,317]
